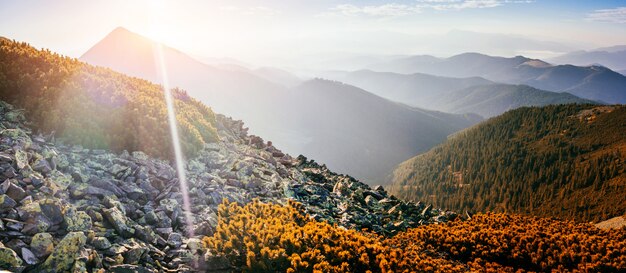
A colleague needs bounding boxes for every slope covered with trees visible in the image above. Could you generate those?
[389,104,626,222]
[0,38,218,158]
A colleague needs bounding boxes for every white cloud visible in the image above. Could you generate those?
[331,4,421,17]
[327,0,533,17]
[587,7,626,24]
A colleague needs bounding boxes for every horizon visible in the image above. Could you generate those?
[2,0,626,69]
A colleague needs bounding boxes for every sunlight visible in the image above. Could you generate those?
[150,0,195,238]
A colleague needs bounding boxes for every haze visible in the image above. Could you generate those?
[3,0,626,70]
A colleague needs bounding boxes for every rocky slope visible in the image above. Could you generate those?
[0,100,451,272]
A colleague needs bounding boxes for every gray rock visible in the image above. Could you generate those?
[0,194,16,212]
[91,236,112,250]
[0,246,22,269]
[167,232,183,248]
[21,247,38,265]
[40,232,86,272]
[103,207,134,238]
[30,233,54,258]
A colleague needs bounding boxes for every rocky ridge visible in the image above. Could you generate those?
[0,100,453,272]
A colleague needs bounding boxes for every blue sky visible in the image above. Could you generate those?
[1,0,626,67]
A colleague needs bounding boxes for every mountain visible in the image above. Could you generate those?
[0,37,623,273]
[80,27,288,141]
[327,70,492,110]
[80,28,480,184]
[252,67,303,87]
[436,84,595,118]
[389,104,626,223]
[549,46,626,71]
[280,79,481,182]
[0,38,217,158]
[332,70,593,117]
[368,53,626,104]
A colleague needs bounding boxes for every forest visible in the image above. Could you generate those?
[389,104,626,222]
[0,38,218,159]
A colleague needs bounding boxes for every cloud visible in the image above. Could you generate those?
[327,0,533,17]
[587,7,626,24]
[331,4,421,17]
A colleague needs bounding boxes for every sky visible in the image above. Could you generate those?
[2,0,626,68]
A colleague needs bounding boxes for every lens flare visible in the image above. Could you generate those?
[154,42,195,238]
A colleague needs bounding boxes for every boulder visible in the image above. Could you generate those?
[30,233,54,258]
[21,247,38,265]
[91,237,112,250]
[0,246,22,269]
[40,232,86,272]
[0,194,16,212]
[64,208,93,232]
[103,207,134,238]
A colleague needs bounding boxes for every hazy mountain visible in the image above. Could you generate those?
[389,104,625,223]
[331,70,593,118]
[620,69,626,76]
[329,70,492,109]
[80,27,288,140]
[80,28,479,183]
[437,84,595,118]
[549,47,626,72]
[283,79,481,182]
[253,67,303,87]
[368,53,626,104]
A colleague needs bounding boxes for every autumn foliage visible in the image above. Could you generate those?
[204,200,626,273]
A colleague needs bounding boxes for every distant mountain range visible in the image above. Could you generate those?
[329,70,593,117]
[367,53,626,104]
[283,79,480,181]
[80,27,478,183]
[549,46,626,72]
[389,104,626,223]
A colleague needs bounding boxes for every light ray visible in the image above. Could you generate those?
[154,42,195,238]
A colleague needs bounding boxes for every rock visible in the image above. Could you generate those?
[102,207,134,238]
[364,195,379,207]
[133,225,157,245]
[121,239,147,265]
[21,247,38,265]
[64,209,93,232]
[2,180,26,201]
[32,158,52,174]
[14,149,28,169]
[421,204,432,216]
[167,232,183,248]
[39,199,64,225]
[0,194,16,212]
[203,252,232,271]
[40,232,86,272]
[0,246,22,269]
[49,169,72,190]
[109,264,153,273]
[30,233,54,259]
[91,237,111,250]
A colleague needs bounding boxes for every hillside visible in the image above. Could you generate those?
[333,70,592,117]
[389,104,626,222]
[368,53,626,104]
[437,84,595,118]
[0,99,622,272]
[282,79,481,182]
[0,38,217,158]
